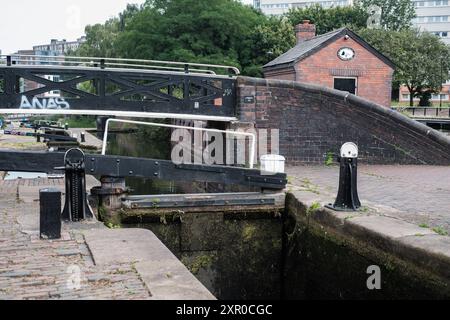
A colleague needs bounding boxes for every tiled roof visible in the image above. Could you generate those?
[263,28,395,71]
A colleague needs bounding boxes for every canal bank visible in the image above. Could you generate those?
[65,128,450,299]
[100,187,450,300]
[0,176,214,300]
[1,165,450,299]
[1,124,450,300]
[284,192,450,299]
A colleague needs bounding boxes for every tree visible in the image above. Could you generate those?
[355,0,416,31]
[285,4,369,35]
[74,4,142,57]
[75,19,121,57]
[357,28,450,106]
[114,0,268,74]
[246,17,296,76]
[75,0,294,76]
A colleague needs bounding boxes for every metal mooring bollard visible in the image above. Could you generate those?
[81,132,86,143]
[326,142,361,211]
[91,177,127,211]
[40,188,62,240]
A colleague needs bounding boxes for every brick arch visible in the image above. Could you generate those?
[237,76,450,165]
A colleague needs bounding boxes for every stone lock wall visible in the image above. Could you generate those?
[237,76,450,165]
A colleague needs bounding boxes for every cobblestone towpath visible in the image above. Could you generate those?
[0,178,151,300]
[287,165,450,235]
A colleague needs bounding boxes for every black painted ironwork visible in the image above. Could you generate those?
[0,149,288,190]
[39,133,77,143]
[125,197,276,209]
[59,149,94,221]
[327,156,361,211]
[3,130,76,142]
[0,64,236,118]
[39,188,62,239]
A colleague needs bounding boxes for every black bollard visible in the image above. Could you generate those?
[40,188,62,240]
[81,132,86,143]
[326,143,361,211]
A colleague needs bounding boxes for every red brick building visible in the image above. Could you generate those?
[263,21,395,107]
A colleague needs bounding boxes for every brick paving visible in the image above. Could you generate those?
[0,179,151,300]
[287,165,450,234]
[69,128,103,150]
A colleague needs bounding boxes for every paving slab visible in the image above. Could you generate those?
[84,228,215,300]
[136,261,216,300]
[69,128,102,150]
[83,229,173,265]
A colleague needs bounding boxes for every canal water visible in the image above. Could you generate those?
[103,127,255,195]
[104,128,212,195]
[427,123,450,136]
[105,128,182,195]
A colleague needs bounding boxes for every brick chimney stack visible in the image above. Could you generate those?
[295,20,316,44]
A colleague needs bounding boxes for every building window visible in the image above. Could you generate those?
[414,0,449,7]
[334,77,357,95]
[432,93,449,100]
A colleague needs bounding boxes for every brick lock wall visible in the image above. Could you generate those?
[237,77,450,165]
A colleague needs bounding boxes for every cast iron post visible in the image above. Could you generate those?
[60,148,94,221]
[327,143,361,211]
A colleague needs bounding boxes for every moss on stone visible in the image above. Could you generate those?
[183,254,215,275]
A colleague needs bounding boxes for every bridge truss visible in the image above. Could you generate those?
[0,55,287,221]
[0,55,238,121]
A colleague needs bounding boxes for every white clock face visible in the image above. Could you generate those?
[338,47,355,61]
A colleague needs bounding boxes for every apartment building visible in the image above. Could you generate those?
[412,0,450,44]
[399,1,450,105]
[12,37,86,98]
[253,0,354,15]
[254,1,450,43]
[33,37,87,57]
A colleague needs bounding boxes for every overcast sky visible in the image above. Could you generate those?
[0,0,145,54]
[0,0,254,55]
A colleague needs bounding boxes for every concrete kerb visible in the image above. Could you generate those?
[82,228,216,300]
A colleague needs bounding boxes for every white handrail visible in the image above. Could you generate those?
[7,58,217,75]
[0,109,237,122]
[1,54,240,75]
[102,119,256,169]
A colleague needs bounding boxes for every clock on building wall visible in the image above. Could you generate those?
[338,47,355,61]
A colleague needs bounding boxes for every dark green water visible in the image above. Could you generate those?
[102,128,253,195]
[104,129,205,195]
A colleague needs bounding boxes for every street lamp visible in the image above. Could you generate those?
[440,52,450,109]
[440,55,444,108]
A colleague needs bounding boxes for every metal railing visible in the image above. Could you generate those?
[393,107,450,119]
[0,54,238,121]
[102,119,256,169]
[0,54,240,76]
